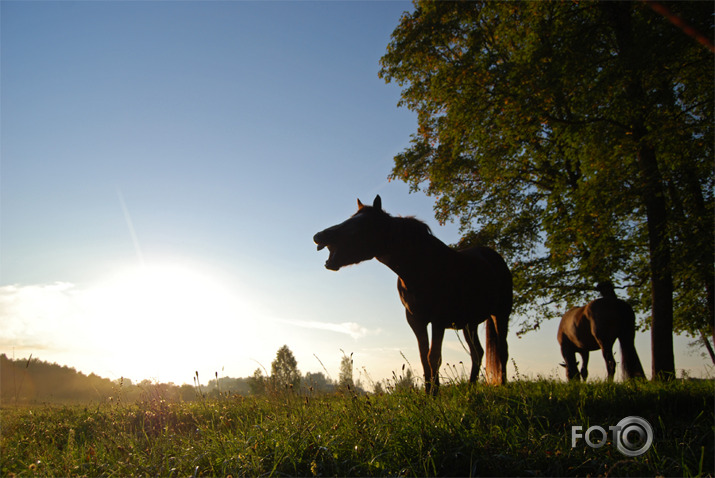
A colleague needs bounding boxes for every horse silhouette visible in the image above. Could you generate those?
[558,282,645,381]
[314,195,512,393]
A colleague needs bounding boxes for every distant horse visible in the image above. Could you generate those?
[313,195,512,393]
[557,282,645,381]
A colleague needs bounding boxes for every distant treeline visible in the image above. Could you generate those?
[0,354,413,405]
[0,355,222,404]
[1,354,118,404]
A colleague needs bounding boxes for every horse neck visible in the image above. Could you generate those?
[375,217,450,281]
[600,291,618,300]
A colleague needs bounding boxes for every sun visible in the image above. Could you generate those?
[107,264,224,319]
[82,262,264,383]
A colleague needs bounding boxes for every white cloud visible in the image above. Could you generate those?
[0,282,89,350]
[277,318,380,340]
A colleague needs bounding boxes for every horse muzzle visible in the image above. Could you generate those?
[313,231,340,270]
[313,231,329,251]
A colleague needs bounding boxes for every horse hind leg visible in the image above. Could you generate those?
[591,312,618,380]
[601,345,617,381]
[463,324,484,382]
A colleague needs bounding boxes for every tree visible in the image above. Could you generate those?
[380,0,713,379]
[247,368,266,395]
[338,352,354,391]
[304,371,335,393]
[392,368,417,392]
[270,345,301,391]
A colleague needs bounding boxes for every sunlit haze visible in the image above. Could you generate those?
[1,1,709,388]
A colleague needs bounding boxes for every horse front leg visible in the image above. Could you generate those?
[428,324,445,394]
[579,351,590,381]
[406,312,432,393]
[560,340,581,381]
[463,324,484,383]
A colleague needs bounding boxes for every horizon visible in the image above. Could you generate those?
[1,1,711,389]
[3,342,710,390]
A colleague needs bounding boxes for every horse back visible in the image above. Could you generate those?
[586,297,637,340]
[396,245,512,327]
[458,246,513,318]
[560,296,635,351]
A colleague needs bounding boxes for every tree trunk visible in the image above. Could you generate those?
[604,2,676,380]
[684,170,715,345]
[637,143,675,380]
[702,330,715,365]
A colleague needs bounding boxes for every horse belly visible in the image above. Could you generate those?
[398,277,490,329]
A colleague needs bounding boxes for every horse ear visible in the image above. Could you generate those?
[357,198,365,210]
[373,195,382,210]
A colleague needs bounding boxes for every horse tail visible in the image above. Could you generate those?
[485,314,508,384]
[620,340,645,379]
[618,302,646,379]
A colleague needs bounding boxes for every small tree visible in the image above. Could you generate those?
[304,371,335,393]
[392,368,416,393]
[372,381,385,395]
[270,345,301,391]
[247,368,266,395]
[337,352,354,391]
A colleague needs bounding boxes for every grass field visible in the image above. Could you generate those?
[1,379,713,477]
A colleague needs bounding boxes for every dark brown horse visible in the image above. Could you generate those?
[558,282,645,381]
[313,195,512,393]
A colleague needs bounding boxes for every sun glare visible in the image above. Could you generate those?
[83,263,265,383]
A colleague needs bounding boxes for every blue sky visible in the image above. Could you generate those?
[1,1,708,387]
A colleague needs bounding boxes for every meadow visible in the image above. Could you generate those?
[1,379,713,477]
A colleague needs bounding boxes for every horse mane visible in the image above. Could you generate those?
[393,216,432,236]
[391,215,433,238]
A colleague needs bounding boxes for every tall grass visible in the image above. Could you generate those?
[1,379,712,477]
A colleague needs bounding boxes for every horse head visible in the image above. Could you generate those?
[313,195,389,271]
[560,360,581,380]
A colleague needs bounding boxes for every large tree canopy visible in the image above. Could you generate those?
[380,0,713,378]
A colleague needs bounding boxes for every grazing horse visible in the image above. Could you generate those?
[313,195,512,393]
[558,282,645,381]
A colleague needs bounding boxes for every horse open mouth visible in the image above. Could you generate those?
[321,247,341,271]
[314,239,338,270]
[314,230,343,270]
